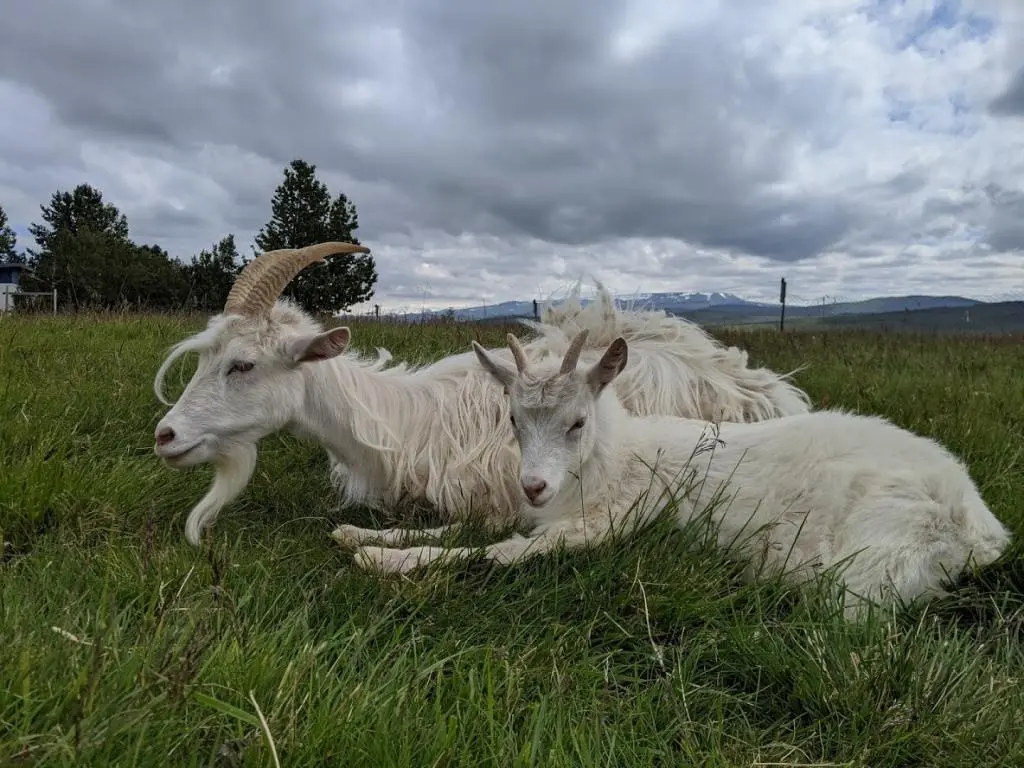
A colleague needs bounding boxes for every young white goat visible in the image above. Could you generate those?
[351,332,1011,616]
[153,242,811,546]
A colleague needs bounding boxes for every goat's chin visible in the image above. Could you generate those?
[183,443,259,546]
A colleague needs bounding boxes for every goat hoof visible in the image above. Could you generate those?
[331,524,366,547]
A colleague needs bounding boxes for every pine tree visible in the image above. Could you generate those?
[27,183,130,258]
[0,204,18,263]
[184,234,242,310]
[22,183,188,309]
[253,159,377,313]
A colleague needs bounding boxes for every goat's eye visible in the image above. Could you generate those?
[228,361,254,375]
[509,413,517,428]
[568,418,585,433]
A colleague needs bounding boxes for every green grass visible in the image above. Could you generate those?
[2,312,1024,766]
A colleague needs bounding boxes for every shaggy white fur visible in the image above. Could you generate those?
[351,333,1010,617]
[153,281,811,546]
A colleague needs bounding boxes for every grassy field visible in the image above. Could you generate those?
[2,312,1023,766]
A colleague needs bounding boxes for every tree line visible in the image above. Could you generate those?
[0,159,378,314]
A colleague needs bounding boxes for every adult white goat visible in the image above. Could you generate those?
[350,332,1010,617]
[153,242,811,546]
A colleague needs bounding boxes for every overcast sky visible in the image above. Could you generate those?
[2,0,1023,311]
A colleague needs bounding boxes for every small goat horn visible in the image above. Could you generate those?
[506,333,529,373]
[559,329,589,374]
[224,241,371,316]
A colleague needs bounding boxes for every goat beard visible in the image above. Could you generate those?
[184,443,258,546]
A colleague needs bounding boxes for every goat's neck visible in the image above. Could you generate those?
[291,354,423,467]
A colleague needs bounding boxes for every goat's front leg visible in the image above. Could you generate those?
[352,512,621,576]
[331,522,459,548]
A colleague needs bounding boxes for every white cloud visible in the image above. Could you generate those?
[0,0,1021,312]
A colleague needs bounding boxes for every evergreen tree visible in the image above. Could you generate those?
[22,183,188,310]
[27,226,132,308]
[0,204,18,263]
[27,183,130,259]
[253,159,377,313]
[132,243,190,310]
[184,234,242,310]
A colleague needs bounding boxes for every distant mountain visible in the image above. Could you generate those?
[814,301,1024,334]
[628,291,756,309]
[398,291,985,323]
[405,291,762,321]
[791,295,982,317]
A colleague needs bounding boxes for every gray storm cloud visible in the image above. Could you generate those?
[0,0,1022,307]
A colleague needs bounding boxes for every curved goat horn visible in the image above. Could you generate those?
[506,333,529,374]
[559,329,589,374]
[223,241,371,316]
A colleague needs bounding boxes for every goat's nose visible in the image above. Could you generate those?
[155,426,176,446]
[522,478,547,502]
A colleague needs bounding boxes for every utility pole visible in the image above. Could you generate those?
[779,277,787,332]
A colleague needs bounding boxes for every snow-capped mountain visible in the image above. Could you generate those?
[626,291,757,308]
[395,291,991,323]
[406,290,763,321]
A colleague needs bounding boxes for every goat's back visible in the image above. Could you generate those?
[619,409,1008,564]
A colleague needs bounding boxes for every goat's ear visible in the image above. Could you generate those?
[586,337,628,394]
[285,327,351,365]
[472,341,516,389]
